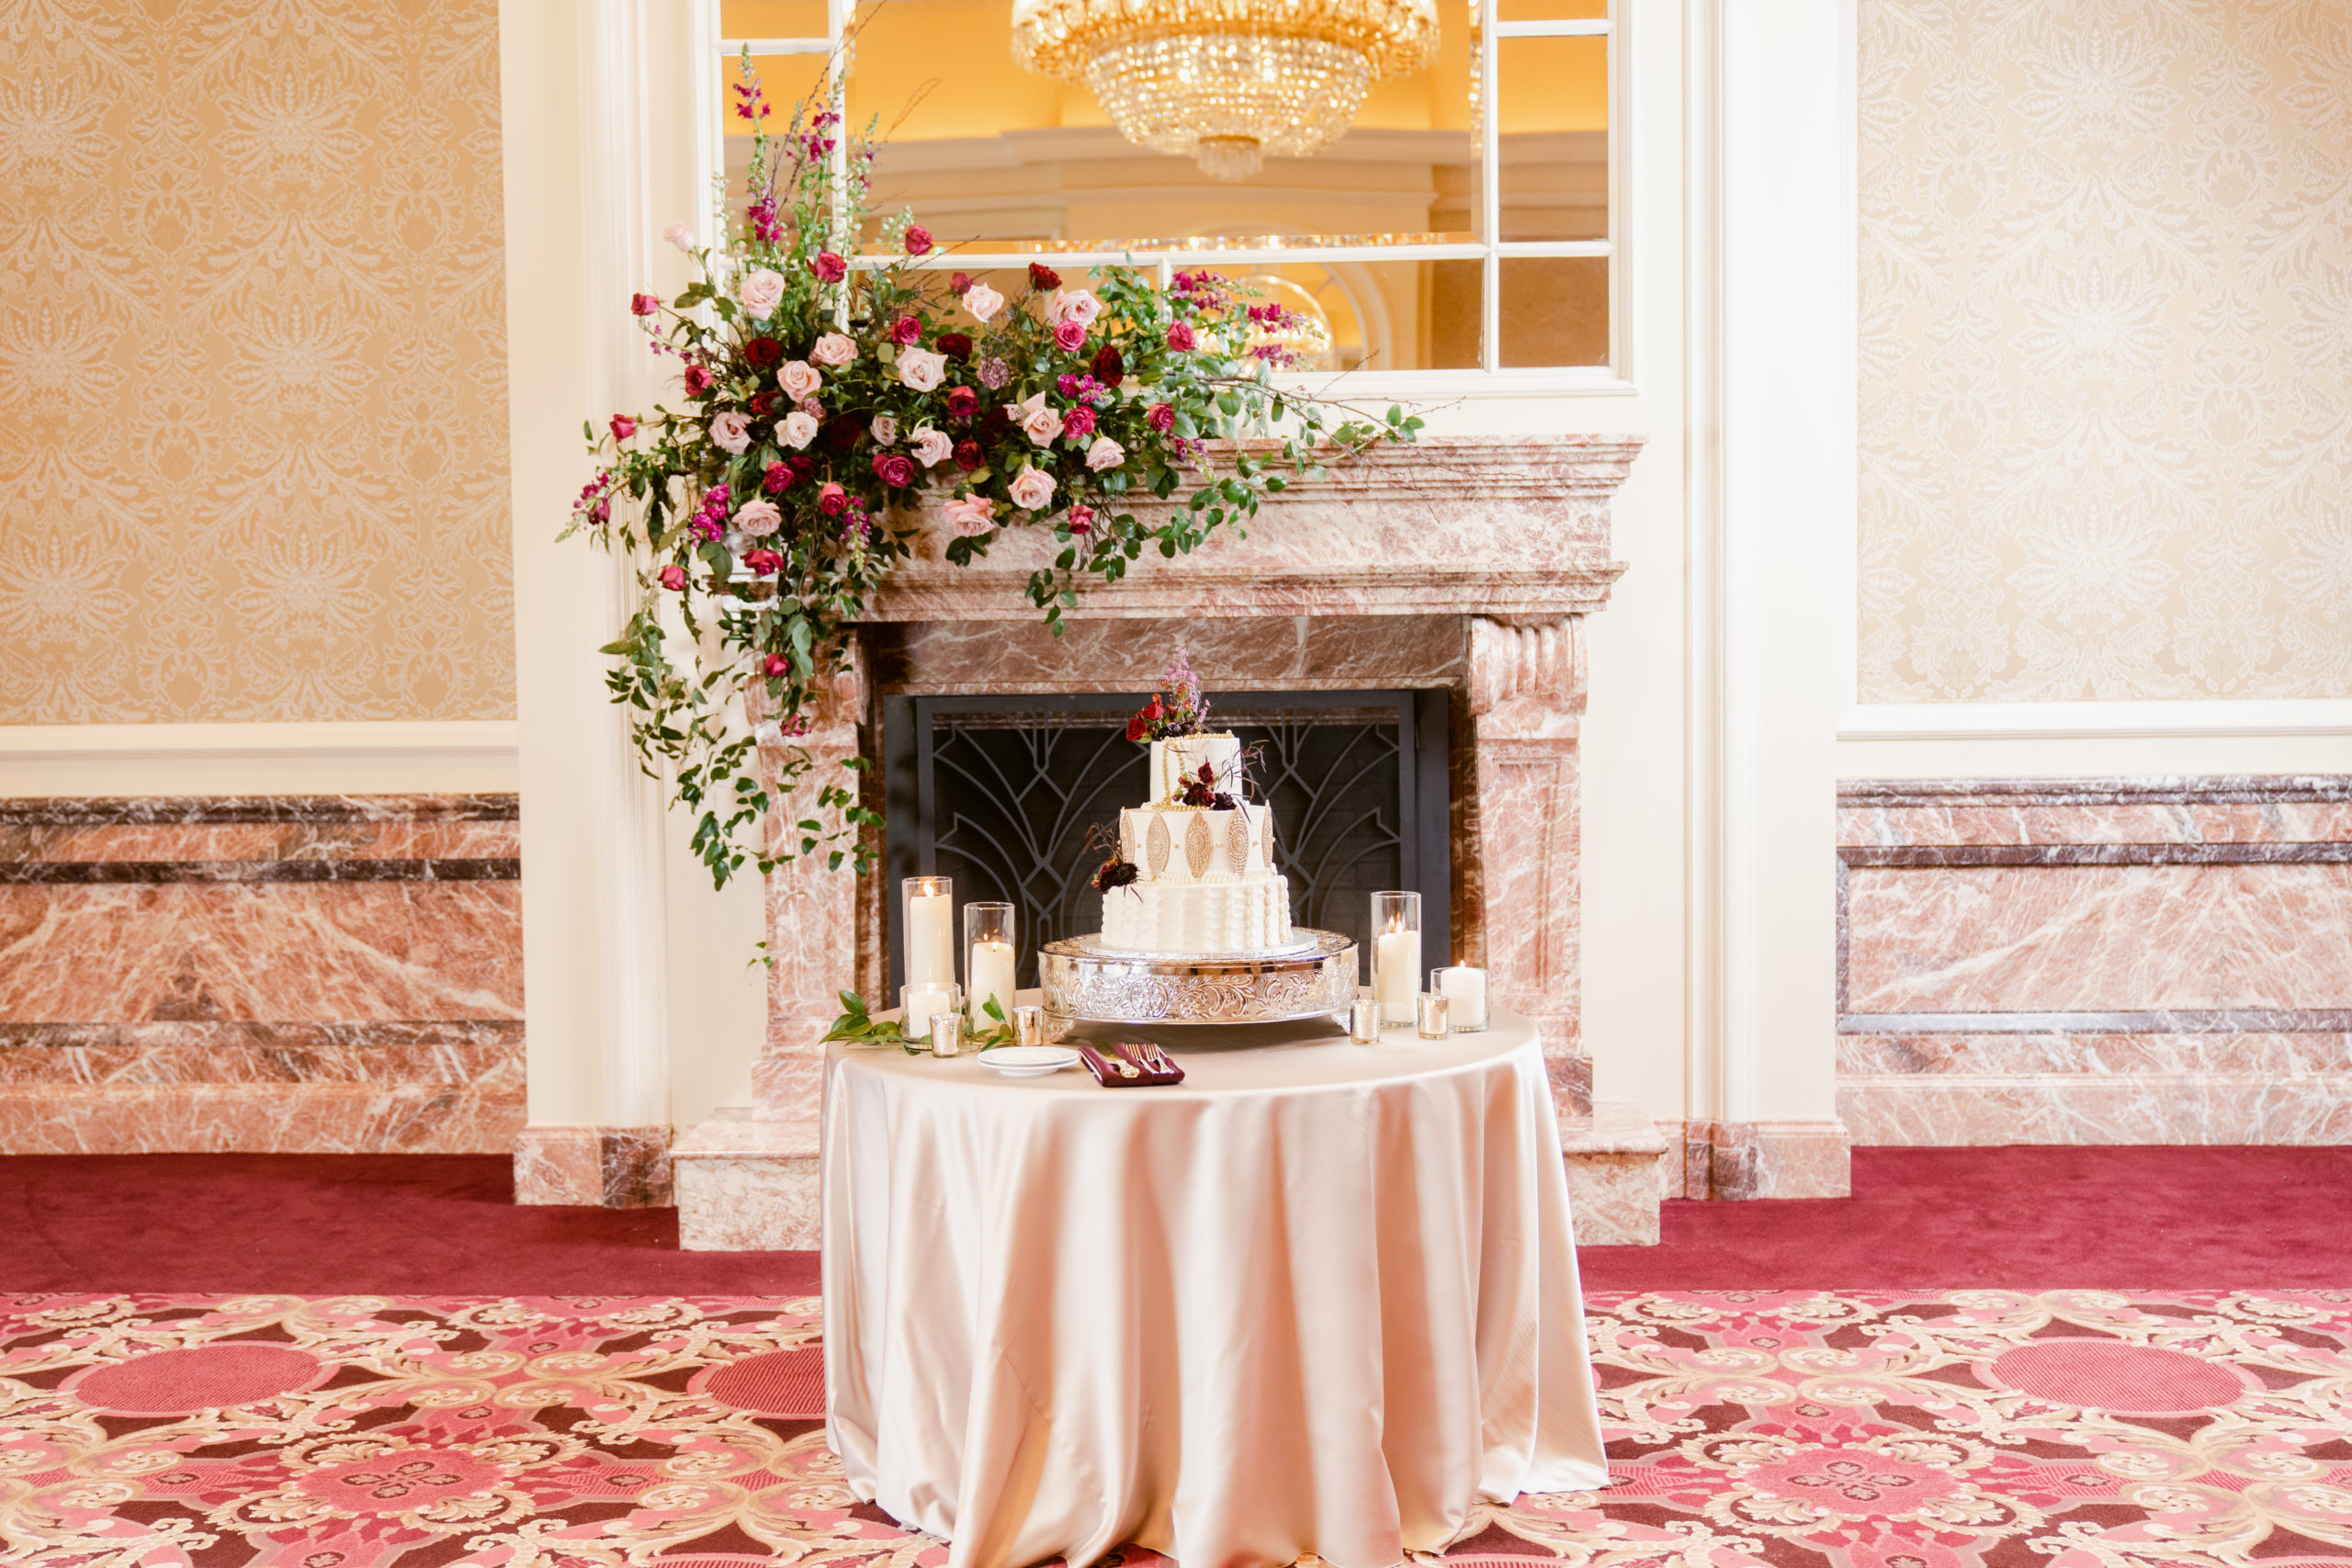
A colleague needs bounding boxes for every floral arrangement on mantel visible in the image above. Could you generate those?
[566,59,1421,891]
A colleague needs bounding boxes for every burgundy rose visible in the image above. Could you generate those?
[1063,405,1096,438]
[790,453,820,480]
[630,292,661,317]
[873,451,917,488]
[980,404,1014,439]
[749,391,779,417]
[936,332,974,360]
[904,224,933,256]
[1053,320,1087,352]
[951,271,974,294]
[742,336,784,370]
[1091,345,1124,386]
[682,363,716,396]
[945,385,979,419]
[658,564,686,591]
[889,314,922,345]
[810,251,848,283]
[823,414,865,453]
[953,439,983,470]
[1028,262,1061,291]
[763,460,797,493]
[608,413,637,441]
[1124,695,1160,742]
[1147,401,1174,433]
[745,548,783,575]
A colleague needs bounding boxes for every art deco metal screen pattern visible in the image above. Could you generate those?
[883,690,1450,993]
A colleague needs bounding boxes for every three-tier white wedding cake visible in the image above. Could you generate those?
[1099,732,1296,953]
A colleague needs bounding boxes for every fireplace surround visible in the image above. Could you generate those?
[672,434,1668,1245]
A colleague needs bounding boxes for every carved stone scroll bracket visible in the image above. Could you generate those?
[1469,615,1589,1118]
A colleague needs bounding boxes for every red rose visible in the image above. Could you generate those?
[904,224,933,256]
[817,483,848,515]
[1029,262,1061,291]
[945,385,978,418]
[1166,321,1196,352]
[1063,405,1096,438]
[608,414,637,441]
[890,314,922,346]
[658,564,686,592]
[1091,344,1124,386]
[1147,401,1174,433]
[980,404,1014,439]
[790,454,819,480]
[763,460,797,493]
[745,549,783,575]
[763,652,790,676]
[1124,695,1161,742]
[682,364,716,396]
[953,439,983,470]
[937,332,973,360]
[630,292,661,317]
[823,414,864,453]
[1054,320,1087,352]
[750,391,779,417]
[951,271,974,294]
[873,451,917,488]
[742,336,784,369]
[810,251,847,283]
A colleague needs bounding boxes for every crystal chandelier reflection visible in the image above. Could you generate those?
[1010,0,1440,181]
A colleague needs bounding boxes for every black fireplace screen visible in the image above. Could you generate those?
[883,689,1450,992]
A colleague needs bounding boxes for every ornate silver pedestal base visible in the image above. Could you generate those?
[1039,930,1359,1032]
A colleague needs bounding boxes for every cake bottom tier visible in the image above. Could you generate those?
[1100,874,1295,953]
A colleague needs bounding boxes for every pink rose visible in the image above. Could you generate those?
[682,363,715,396]
[1062,405,1096,438]
[734,497,783,536]
[1147,401,1174,432]
[1068,503,1095,533]
[1051,288,1102,328]
[1166,321,1196,352]
[738,267,786,321]
[1008,464,1057,512]
[951,271,974,294]
[780,411,819,449]
[905,225,933,256]
[658,564,686,591]
[745,549,782,576]
[763,652,790,675]
[708,411,752,454]
[910,426,954,467]
[779,360,820,400]
[817,482,848,515]
[1017,392,1063,446]
[942,494,995,533]
[1085,434,1125,471]
[810,251,847,283]
[662,220,695,252]
[608,413,637,441]
[811,333,856,367]
[1054,320,1087,352]
[873,451,917,488]
[871,413,899,446]
[629,292,660,317]
[963,281,1004,323]
[890,315,922,345]
[897,346,946,391]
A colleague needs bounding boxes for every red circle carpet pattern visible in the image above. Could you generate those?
[3,1290,2348,1568]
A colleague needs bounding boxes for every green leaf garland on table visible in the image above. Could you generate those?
[567,51,1423,892]
[824,991,1019,1056]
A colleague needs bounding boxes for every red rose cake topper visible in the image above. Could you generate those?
[1125,648,1211,743]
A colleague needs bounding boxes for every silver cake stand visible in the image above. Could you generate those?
[1037,929,1359,1035]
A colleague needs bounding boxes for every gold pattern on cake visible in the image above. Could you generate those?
[1226,812,1251,876]
[1262,821,1276,869]
[1184,813,1212,877]
[1147,815,1170,876]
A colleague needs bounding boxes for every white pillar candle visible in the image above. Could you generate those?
[901,982,953,1041]
[967,940,1016,1027]
[907,891,955,985]
[1374,927,1419,1021]
[1436,965,1487,1031]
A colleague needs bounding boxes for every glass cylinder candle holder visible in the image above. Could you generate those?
[1415,991,1452,1039]
[929,1011,966,1058]
[1349,997,1381,1044]
[1370,891,1422,1025]
[903,876,956,987]
[1012,1005,1046,1046]
[965,902,1017,1027]
[899,980,961,1043]
[1431,964,1489,1032]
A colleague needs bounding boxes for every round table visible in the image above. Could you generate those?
[820,1004,1608,1568]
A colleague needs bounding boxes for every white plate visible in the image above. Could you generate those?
[978,1045,1080,1077]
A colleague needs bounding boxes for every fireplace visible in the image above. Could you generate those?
[670,435,1649,1249]
[882,689,1452,993]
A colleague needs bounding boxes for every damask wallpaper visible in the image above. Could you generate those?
[1859,0,2350,702]
[0,0,512,723]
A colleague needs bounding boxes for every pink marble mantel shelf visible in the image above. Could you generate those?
[865,435,1640,622]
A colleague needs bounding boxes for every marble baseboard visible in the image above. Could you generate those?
[1672,1119,1852,1200]
[0,1082,521,1153]
[1839,1075,2352,1145]
[512,1123,674,1208]
[1559,1101,1669,1246]
[673,1113,820,1249]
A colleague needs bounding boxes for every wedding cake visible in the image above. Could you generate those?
[1091,655,1297,954]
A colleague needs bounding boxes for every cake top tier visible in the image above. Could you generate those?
[1147,733,1242,807]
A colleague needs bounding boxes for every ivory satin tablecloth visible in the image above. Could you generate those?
[820,1006,1608,1568]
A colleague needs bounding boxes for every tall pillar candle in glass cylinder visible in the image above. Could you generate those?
[1431,964,1488,1032]
[1370,891,1421,1025]
[966,902,1016,1027]
[903,876,956,987]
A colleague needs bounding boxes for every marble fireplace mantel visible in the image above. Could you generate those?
[673,433,1670,1247]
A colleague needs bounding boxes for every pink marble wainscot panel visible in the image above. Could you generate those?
[0,1083,524,1154]
[512,1124,673,1207]
[1844,864,2352,1016]
[1838,1060,2352,1146]
[1840,803,2352,848]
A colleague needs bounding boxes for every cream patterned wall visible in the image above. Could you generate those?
[1859,0,2351,702]
[0,0,512,723]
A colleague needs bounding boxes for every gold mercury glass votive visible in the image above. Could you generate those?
[1012,1005,1046,1046]
[1415,992,1451,1039]
[929,1012,965,1057]
[1350,998,1381,1043]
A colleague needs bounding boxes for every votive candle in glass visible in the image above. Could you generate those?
[965,902,1017,1027]
[903,876,956,987]
[1350,997,1381,1044]
[1012,1005,1046,1046]
[1415,991,1452,1039]
[1370,891,1421,1025]
[1431,964,1488,1032]
[900,980,959,1043]
[929,1010,965,1057]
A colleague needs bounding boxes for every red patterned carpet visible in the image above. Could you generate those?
[7,1289,2351,1568]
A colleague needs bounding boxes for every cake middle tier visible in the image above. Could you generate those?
[1100,874,1295,953]
[1121,802,1276,886]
